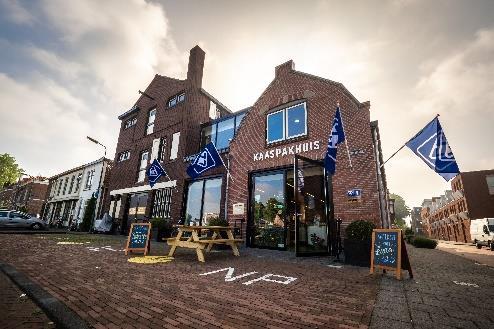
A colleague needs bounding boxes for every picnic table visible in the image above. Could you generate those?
[166,225,243,262]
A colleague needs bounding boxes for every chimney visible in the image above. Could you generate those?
[187,45,205,88]
[275,60,295,77]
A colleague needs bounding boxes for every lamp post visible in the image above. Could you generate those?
[87,136,107,232]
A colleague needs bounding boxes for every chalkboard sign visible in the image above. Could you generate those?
[125,223,151,255]
[370,229,413,280]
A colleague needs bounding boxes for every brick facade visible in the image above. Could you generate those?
[421,170,494,242]
[107,46,230,233]
[0,178,49,216]
[106,48,390,252]
[227,60,386,240]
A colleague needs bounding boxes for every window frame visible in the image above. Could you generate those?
[266,109,286,144]
[167,92,185,108]
[124,117,137,129]
[486,175,494,195]
[137,151,149,183]
[85,170,95,190]
[266,102,308,145]
[200,111,247,150]
[118,150,130,162]
[146,108,156,135]
[183,176,223,226]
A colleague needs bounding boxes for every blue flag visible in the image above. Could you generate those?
[147,159,167,187]
[186,142,224,179]
[406,117,459,181]
[324,107,346,175]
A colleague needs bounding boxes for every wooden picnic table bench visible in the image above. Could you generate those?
[166,225,243,262]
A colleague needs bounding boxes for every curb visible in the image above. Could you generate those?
[0,262,90,329]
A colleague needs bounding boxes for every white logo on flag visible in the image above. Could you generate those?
[416,131,456,170]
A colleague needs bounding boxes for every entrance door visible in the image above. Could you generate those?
[250,171,286,249]
[294,155,331,256]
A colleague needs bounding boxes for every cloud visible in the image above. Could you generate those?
[0,0,186,177]
[0,0,35,25]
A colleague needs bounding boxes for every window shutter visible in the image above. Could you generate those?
[151,138,160,161]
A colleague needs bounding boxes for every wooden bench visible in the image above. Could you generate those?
[166,225,243,262]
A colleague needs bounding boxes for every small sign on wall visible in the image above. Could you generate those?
[347,189,362,203]
[233,203,245,215]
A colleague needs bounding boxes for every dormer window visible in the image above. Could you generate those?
[168,92,185,108]
[146,108,156,135]
[124,117,137,129]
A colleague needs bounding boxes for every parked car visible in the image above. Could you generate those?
[0,210,46,230]
[470,218,494,250]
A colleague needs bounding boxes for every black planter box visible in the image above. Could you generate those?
[344,239,372,267]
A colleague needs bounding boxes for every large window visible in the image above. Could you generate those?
[137,151,149,182]
[200,111,247,150]
[146,109,156,135]
[184,177,223,226]
[267,102,307,144]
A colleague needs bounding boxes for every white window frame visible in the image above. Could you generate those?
[266,102,307,144]
[124,117,137,129]
[266,109,286,144]
[146,109,156,135]
[170,132,180,160]
[118,150,130,162]
[285,102,308,139]
[137,151,149,183]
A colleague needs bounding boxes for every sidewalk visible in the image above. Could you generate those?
[370,243,494,329]
[0,271,54,329]
[0,234,378,328]
[436,240,494,267]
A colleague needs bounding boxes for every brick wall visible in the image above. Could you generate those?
[227,60,382,238]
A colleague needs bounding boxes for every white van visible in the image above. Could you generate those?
[470,218,494,250]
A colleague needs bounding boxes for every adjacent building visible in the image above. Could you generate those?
[421,170,494,242]
[107,45,390,256]
[0,176,49,216]
[43,157,111,227]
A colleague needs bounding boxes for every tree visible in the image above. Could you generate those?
[390,193,410,229]
[0,154,23,187]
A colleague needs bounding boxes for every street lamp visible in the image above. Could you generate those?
[87,136,107,232]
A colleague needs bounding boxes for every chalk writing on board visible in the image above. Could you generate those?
[129,225,149,248]
[373,231,398,267]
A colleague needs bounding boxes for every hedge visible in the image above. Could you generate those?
[411,236,438,249]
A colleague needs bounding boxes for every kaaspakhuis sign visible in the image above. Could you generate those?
[253,140,321,162]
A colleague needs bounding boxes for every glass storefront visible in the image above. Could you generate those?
[185,177,223,225]
[248,156,331,255]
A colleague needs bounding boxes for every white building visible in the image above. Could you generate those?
[43,158,111,228]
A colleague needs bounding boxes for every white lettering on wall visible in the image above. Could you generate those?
[253,140,322,162]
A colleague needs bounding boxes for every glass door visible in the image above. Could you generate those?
[250,171,286,249]
[294,155,331,256]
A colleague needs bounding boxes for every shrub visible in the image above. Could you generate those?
[412,236,437,249]
[345,220,376,241]
[208,217,229,227]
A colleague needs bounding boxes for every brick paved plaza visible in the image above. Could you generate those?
[1,234,493,329]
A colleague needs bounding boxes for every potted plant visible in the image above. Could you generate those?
[344,220,376,267]
[150,218,173,242]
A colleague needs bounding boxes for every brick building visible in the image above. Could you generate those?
[0,177,49,216]
[227,60,389,255]
[107,46,390,256]
[421,170,494,242]
[43,157,111,228]
[108,46,233,234]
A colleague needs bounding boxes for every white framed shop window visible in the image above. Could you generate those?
[170,132,180,160]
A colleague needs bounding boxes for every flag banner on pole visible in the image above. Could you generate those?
[147,159,167,187]
[297,168,305,193]
[186,142,224,179]
[405,117,460,181]
[324,107,346,175]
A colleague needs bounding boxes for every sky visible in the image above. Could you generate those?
[0,0,493,208]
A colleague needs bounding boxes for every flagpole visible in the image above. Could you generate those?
[337,102,353,170]
[379,114,440,169]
